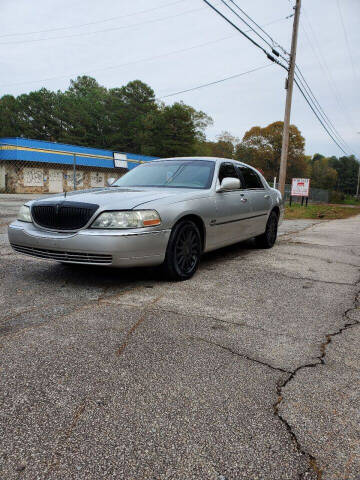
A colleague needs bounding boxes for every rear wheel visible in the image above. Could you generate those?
[163,220,202,281]
[255,211,278,248]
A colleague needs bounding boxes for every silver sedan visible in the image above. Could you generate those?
[8,157,284,280]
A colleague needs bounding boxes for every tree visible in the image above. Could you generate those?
[310,156,338,190]
[141,102,199,157]
[0,95,22,137]
[328,155,359,194]
[16,88,64,141]
[106,80,157,152]
[211,131,239,158]
[236,121,309,181]
[0,77,211,157]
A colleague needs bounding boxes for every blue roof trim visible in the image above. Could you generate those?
[0,137,159,169]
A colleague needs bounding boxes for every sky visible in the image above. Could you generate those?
[0,0,359,158]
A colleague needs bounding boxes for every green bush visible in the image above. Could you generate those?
[330,191,345,203]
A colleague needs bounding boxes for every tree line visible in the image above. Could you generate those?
[0,76,357,194]
[0,76,212,158]
[203,125,358,194]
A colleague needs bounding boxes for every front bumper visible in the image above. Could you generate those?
[8,221,171,267]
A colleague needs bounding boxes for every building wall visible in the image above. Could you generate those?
[0,137,159,193]
[2,162,127,193]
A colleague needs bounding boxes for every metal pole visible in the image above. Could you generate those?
[356,162,360,198]
[278,0,301,197]
[73,153,76,190]
[273,177,277,189]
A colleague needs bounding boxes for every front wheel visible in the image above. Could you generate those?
[255,211,278,248]
[163,220,202,281]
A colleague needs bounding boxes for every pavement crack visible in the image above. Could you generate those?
[46,400,87,474]
[273,271,354,286]
[274,279,360,479]
[116,295,164,356]
[275,250,360,268]
[191,336,291,374]
[97,284,144,305]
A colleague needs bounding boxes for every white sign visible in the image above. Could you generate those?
[67,170,84,188]
[23,168,44,187]
[90,172,104,187]
[114,152,128,169]
[291,178,310,197]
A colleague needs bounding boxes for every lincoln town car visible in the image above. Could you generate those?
[8,157,284,280]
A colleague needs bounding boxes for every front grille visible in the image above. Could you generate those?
[11,244,112,264]
[31,201,99,231]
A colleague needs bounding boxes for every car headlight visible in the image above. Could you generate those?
[90,210,161,229]
[18,205,32,223]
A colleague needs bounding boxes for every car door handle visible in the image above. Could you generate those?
[240,195,248,203]
[264,194,270,198]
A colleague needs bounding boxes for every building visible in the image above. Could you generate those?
[0,137,158,193]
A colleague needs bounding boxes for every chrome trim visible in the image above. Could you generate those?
[80,228,171,237]
[210,213,267,227]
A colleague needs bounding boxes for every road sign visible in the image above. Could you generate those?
[291,178,310,197]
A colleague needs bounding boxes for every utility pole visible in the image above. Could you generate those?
[73,153,77,191]
[278,0,301,197]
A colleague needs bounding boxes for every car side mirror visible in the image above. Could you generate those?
[107,177,116,186]
[217,177,241,192]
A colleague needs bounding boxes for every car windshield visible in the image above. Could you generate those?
[112,160,215,189]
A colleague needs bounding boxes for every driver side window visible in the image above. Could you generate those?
[218,163,239,184]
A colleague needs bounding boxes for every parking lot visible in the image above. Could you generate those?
[1,195,359,480]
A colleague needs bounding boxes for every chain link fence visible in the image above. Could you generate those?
[1,139,331,203]
[268,179,330,203]
[283,184,329,203]
[0,139,157,194]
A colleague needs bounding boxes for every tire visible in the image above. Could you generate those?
[255,211,278,249]
[163,220,202,281]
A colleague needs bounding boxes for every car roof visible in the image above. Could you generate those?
[151,156,247,166]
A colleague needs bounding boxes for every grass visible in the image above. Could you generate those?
[285,203,360,220]
[339,195,360,206]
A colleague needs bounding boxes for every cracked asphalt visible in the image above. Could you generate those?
[0,196,359,480]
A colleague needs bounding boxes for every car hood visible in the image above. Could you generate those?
[30,187,198,210]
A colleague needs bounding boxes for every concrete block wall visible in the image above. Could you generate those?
[1,162,127,194]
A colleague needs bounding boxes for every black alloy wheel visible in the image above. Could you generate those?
[163,220,202,280]
[255,211,278,249]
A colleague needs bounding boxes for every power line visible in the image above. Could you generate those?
[204,0,355,157]
[301,6,356,133]
[202,0,288,70]
[0,7,203,45]
[0,15,290,90]
[218,0,276,52]
[294,78,350,155]
[336,0,358,83]
[221,0,356,156]
[158,64,273,99]
[226,0,291,57]
[0,35,236,89]
[294,67,353,153]
[0,0,186,38]
[219,0,291,66]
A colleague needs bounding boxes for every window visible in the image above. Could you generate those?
[218,163,239,183]
[238,166,264,189]
[113,160,215,189]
